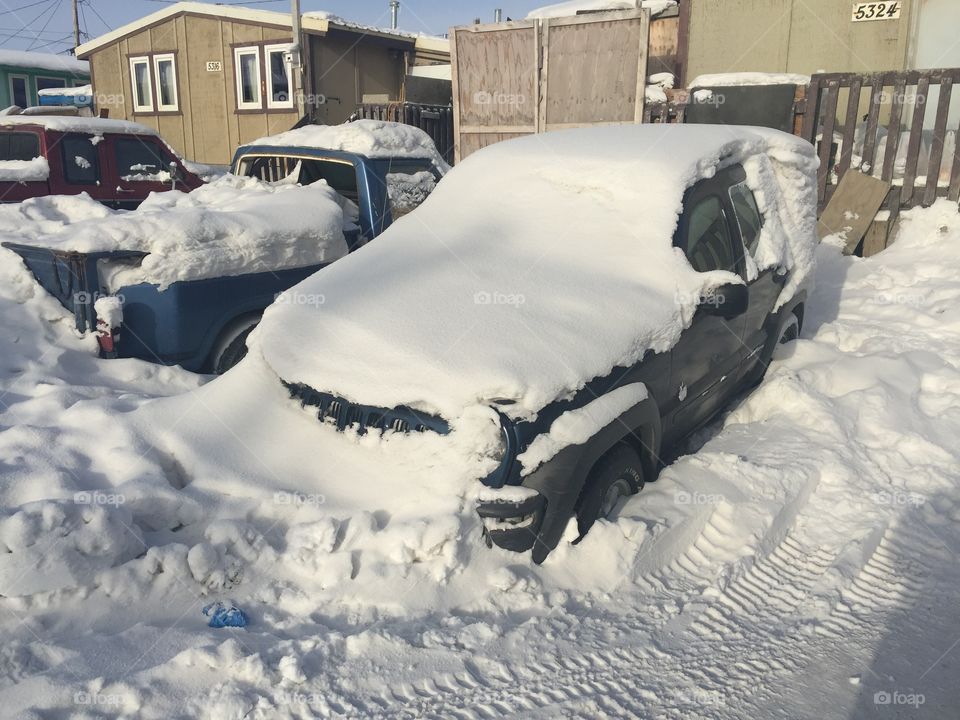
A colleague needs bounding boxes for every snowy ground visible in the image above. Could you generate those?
[1,200,959,718]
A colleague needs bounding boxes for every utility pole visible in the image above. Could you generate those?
[71,0,80,54]
[289,0,305,118]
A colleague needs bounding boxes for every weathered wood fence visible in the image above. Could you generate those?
[354,102,455,166]
[800,69,960,212]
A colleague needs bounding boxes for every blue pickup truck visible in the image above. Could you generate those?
[3,121,446,373]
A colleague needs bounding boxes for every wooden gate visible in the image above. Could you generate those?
[800,69,960,211]
[450,10,650,162]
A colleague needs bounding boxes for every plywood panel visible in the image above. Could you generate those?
[454,22,538,129]
[544,14,647,126]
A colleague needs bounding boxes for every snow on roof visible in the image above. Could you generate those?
[526,0,677,19]
[76,2,448,58]
[689,72,811,88]
[258,124,818,421]
[244,120,449,168]
[0,49,88,75]
[38,84,92,98]
[0,115,158,136]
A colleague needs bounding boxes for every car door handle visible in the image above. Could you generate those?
[116,186,135,193]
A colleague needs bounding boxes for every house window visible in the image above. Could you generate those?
[264,44,293,109]
[36,77,66,92]
[9,75,29,108]
[130,57,153,112]
[234,47,262,110]
[153,53,178,111]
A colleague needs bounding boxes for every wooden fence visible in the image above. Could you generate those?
[800,69,960,211]
[354,102,455,166]
[450,10,650,162]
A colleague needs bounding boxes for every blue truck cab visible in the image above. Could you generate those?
[3,123,445,374]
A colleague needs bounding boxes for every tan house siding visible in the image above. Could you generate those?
[85,14,299,164]
[79,6,448,165]
[686,0,915,80]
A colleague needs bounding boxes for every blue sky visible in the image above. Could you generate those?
[0,0,548,54]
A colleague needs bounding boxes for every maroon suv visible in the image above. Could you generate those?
[0,115,203,208]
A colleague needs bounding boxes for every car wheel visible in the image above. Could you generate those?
[209,322,258,375]
[575,444,644,540]
[777,312,800,345]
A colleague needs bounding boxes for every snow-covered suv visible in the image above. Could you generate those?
[259,124,818,562]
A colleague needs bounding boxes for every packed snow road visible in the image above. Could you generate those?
[0,201,959,718]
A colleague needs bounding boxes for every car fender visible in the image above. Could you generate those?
[521,395,662,563]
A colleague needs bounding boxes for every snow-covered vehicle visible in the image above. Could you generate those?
[0,115,203,208]
[2,120,446,374]
[259,124,818,561]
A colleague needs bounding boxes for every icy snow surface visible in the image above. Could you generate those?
[0,164,959,716]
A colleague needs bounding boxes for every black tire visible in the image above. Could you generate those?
[211,325,255,375]
[575,443,644,540]
[777,312,800,345]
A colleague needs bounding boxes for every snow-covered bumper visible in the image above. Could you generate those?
[476,491,547,553]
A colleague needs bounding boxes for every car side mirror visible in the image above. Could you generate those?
[698,282,748,320]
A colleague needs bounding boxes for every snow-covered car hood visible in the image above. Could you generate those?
[257,124,818,421]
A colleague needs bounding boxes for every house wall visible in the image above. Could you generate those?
[686,0,914,80]
[0,66,89,108]
[87,13,299,165]
[308,30,406,125]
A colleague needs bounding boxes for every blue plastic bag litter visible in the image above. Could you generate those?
[203,601,248,628]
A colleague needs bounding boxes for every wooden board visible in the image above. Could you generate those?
[817,170,892,254]
[451,9,649,162]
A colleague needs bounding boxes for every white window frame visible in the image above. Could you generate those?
[129,56,154,112]
[234,46,262,110]
[152,53,179,112]
[263,44,293,110]
[8,74,29,107]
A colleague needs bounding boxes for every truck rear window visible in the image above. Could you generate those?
[239,154,359,202]
[0,132,40,161]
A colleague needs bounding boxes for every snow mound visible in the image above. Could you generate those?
[246,119,449,170]
[260,124,818,420]
[11,175,349,291]
[0,156,48,182]
[689,72,811,88]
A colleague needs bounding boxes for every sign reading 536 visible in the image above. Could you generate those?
[852,1,901,21]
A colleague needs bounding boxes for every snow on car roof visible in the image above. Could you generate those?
[258,124,818,421]
[689,72,811,88]
[0,115,159,136]
[244,119,449,168]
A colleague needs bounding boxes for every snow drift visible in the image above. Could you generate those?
[260,124,818,421]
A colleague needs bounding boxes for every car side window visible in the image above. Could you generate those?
[0,132,40,161]
[728,181,763,256]
[115,138,171,182]
[62,135,99,185]
[683,195,736,273]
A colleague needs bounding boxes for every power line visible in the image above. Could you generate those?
[82,0,111,31]
[0,0,54,17]
[26,0,64,50]
[0,0,57,47]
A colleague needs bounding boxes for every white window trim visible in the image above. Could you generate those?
[152,53,179,112]
[129,56,154,112]
[234,46,262,110]
[263,44,293,110]
[8,74,29,107]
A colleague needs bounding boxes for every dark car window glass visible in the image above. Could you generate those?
[0,132,40,161]
[115,138,170,181]
[298,159,359,201]
[685,195,735,273]
[62,135,99,184]
[729,181,763,256]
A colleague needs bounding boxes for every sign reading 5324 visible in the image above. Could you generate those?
[852,1,901,21]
